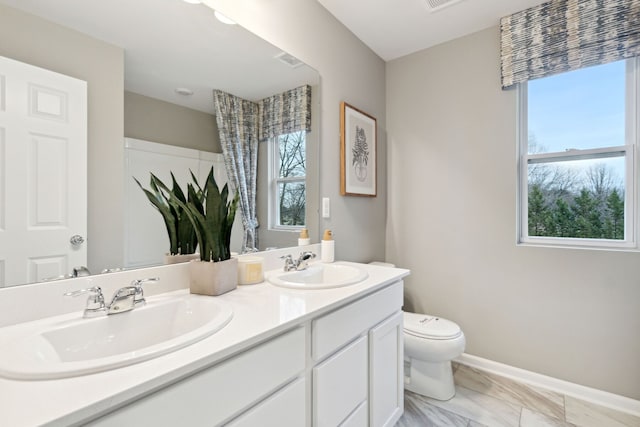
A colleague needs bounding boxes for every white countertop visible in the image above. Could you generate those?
[0,261,409,427]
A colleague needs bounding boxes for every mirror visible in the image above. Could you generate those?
[0,0,320,288]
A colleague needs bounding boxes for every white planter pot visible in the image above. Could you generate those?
[189,258,238,296]
[163,253,200,265]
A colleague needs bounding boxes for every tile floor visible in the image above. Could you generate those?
[396,364,640,427]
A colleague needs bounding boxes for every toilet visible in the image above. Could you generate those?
[369,262,466,401]
[403,312,465,400]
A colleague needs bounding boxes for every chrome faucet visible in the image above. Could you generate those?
[281,252,316,272]
[71,266,91,277]
[64,278,159,318]
[64,286,106,318]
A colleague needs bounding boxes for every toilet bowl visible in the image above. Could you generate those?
[368,262,466,400]
[403,312,465,400]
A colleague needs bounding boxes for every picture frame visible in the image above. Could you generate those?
[340,102,377,197]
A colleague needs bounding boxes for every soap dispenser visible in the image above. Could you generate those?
[321,229,334,263]
[298,228,310,246]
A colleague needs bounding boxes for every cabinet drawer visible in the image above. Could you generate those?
[312,281,403,361]
[313,335,367,427]
[227,377,306,427]
[90,327,305,427]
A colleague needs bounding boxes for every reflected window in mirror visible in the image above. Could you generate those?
[269,131,306,230]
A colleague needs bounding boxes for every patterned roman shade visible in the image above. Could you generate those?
[500,0,640,89]
[258,85,312,141]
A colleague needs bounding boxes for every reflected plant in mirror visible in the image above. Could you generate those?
[134,172,203,259]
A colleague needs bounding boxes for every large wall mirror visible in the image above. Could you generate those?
[0,0,320,288]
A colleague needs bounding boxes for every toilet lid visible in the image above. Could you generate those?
[403,312,462,340]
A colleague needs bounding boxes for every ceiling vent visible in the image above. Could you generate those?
[426,0,464,12]
[274,52,304,69]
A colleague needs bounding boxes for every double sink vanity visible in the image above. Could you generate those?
[0,246,409,426]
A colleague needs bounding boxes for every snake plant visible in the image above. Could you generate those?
[134,172,203,256]
[174,167,239,262]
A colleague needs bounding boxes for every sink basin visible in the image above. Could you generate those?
[0,292,233,380]
[266,262,368,290]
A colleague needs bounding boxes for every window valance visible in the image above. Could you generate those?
[501,0,640,89]
[258,85,312,141]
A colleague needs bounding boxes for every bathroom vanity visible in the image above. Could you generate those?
[0,255,409,427]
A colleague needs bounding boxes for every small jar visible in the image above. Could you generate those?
[298,228,310,246]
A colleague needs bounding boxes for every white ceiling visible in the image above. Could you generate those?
[317,0,549,61]
[1,0,551,113]
[0,0,319,113]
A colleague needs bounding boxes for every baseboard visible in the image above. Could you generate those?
[454,353,640,417]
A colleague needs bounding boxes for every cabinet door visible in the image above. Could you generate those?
[313,335,368,427]
[369,311,403,427]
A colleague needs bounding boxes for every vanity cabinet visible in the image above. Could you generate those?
[88,281,404,427]
[311,281,404,427]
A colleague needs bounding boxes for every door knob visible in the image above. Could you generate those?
[70,234,85,246]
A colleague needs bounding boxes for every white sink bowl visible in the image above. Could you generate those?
[266,262,369,290]
[0,292,233,380]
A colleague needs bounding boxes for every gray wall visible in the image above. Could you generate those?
[386,26,640,399]
[0,4,125,275]
[211,0,388,262]
[124,91,221,153]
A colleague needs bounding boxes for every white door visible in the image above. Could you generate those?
[0,56,87,287]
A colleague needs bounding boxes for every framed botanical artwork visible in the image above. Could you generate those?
[340,102,377,197]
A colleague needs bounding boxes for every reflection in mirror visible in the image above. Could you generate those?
[0,0,320,288]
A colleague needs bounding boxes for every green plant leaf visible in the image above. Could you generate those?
[170,166,236,262]
[134,175,178,255]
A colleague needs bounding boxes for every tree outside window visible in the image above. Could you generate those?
[520,59,637,247]
[270,131,306,228]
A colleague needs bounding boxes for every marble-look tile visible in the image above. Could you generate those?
[420,385,522,427]
[454,364,565,420]
[397,391,470,427]
[565,396,640,427]
[520,408,577,427]
[468,422,489,427]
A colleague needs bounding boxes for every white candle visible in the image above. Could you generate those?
[237,256,264,285]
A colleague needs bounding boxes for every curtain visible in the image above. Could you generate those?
[258,85,312,141]
[212,90,260,252]
[501,0,640,89]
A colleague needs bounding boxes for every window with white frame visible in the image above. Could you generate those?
[268,131,306,230]
[518,58,638,248]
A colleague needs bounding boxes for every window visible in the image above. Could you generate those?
[268,131,306,230]
[518,59,638,249]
